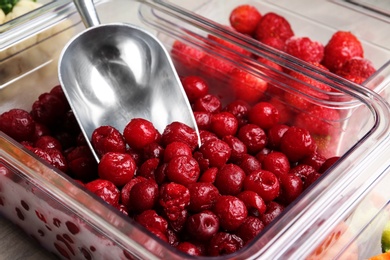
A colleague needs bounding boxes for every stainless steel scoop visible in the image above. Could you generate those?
[58,0,199,161]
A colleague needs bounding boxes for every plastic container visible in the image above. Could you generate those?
[1,0,390,259]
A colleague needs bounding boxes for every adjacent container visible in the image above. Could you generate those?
[1,0,390,259]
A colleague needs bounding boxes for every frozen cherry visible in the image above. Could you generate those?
[207,232,244,256]
[85,179,120,207]
[98,152,136,187]
[279,173,303,205]
[214,195,247,231]
[261,201,284,226]
[185,210,220,241]
[280,126,317,162]
[176,242,202,256]
[237,124,267,154]
[161,121,198,151]
[267,124,290,149]
[214,164,245,195]
[142,142,164,160]
[120,176,147,210]
[237,190,266,216]
[138,158,160,180]
[194,111,212,130]
[244,170,280,202]
[35,136,62,151]
[123,118,159,150]
[210,112,238,138]
[31,92,67,126]
[91,125,126,158]
[159,183,190,222]
[199,139,231,168]
[222,135,247,163]
[248,102,280,130]
[166,155,200,186]
[192,94,222,114]
[0,109,35,142]
[223,100,250,127]
[129,180,159,213]
[238,154,261,175]
[235,216,265,244]
[187,182,220,212]
[66,146,98,182]
[261,151,290,177]
[164,141,192,162]
[181,75,209,103]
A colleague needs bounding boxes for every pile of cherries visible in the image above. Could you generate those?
[0,73,338,257]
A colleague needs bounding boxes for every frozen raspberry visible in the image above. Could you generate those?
[294,106,340,136]
[322,31,364,72]
[199,139,231,168]
[336,57,376,81]
[91,125,126,158]
[280,126,317,162]
[214,195,247,231]
[207,232,244,256]
[161,121,199,151]
[229,4,262,35]
[237,124,268,154]
[199,54,236,78]
[181,75,209,103]
[123,118,160,150]
[244,170,280,202]
[207,33,252,57]
[229,68,268,104]
[285,36,324,63]
[171,40,205,75]
[187,182,219,212]
[254,12,294,43]
[166,155,200,186]
[98,152,136,187]
[185,210,220,241]
[260,37,286,51]
[0,109,35,142]
[85,179,120,207]
[214,164,246,195]
[159,182,190,222]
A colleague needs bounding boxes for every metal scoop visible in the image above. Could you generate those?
[58,0,199,161]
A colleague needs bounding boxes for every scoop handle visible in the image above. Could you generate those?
[73,0,101,28]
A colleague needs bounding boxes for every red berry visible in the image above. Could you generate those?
[261,201,284,226]
[120,176,147,210]
[91,125,126,157]
[181,76,209,103]
[237,190,266,216]
[244,169,280,202]
[229,68,268,104]
[142,142,164,160]
[214,195,247,231]
[261,151,290,177]
[161,121,199,151]
[66,146,98,182]
[238,154,262,175]
[194,111,212,130]
[176,242,202,256]
[171,40,205,75]
[0,109,35,142]
[199,139,231,168]
[279,173,303,205]
[159,182,190,222]
[248,102,280,130]
[280,126,317,162]
[235,216,265,243]
[199,54,235,78]
[187,182,219,212]
[129,180,159,213]
[260,37,286,51]
[223,100,250,127]
[222,135,247,163]
[192,94,222,114]
[31,92,67,126]
[254,12,294,43]
[35,135,62,151]
[166,155,200,186]
[285,36,324,63]
[210,112,238,138]
[207,33,251,57]
[267,124,290,149]
[336,57,376,81]
[207,232,244,256]
[85,179,120,207]
[322,31,364,72]
[98,152,136,187]
[123,118,159,150]
[198,167,218,183]
[289,164,317,184]
[215,164,246,195]
[319,156,340,173]
[164,141,192,162]
[135,209,168,234]
[185,210,220,241]
[237,124,267,154]
[229,5,262,35]
[299,151,327,172]
[294,106,340,136]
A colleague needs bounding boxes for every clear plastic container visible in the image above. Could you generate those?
[1,0,390,259]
